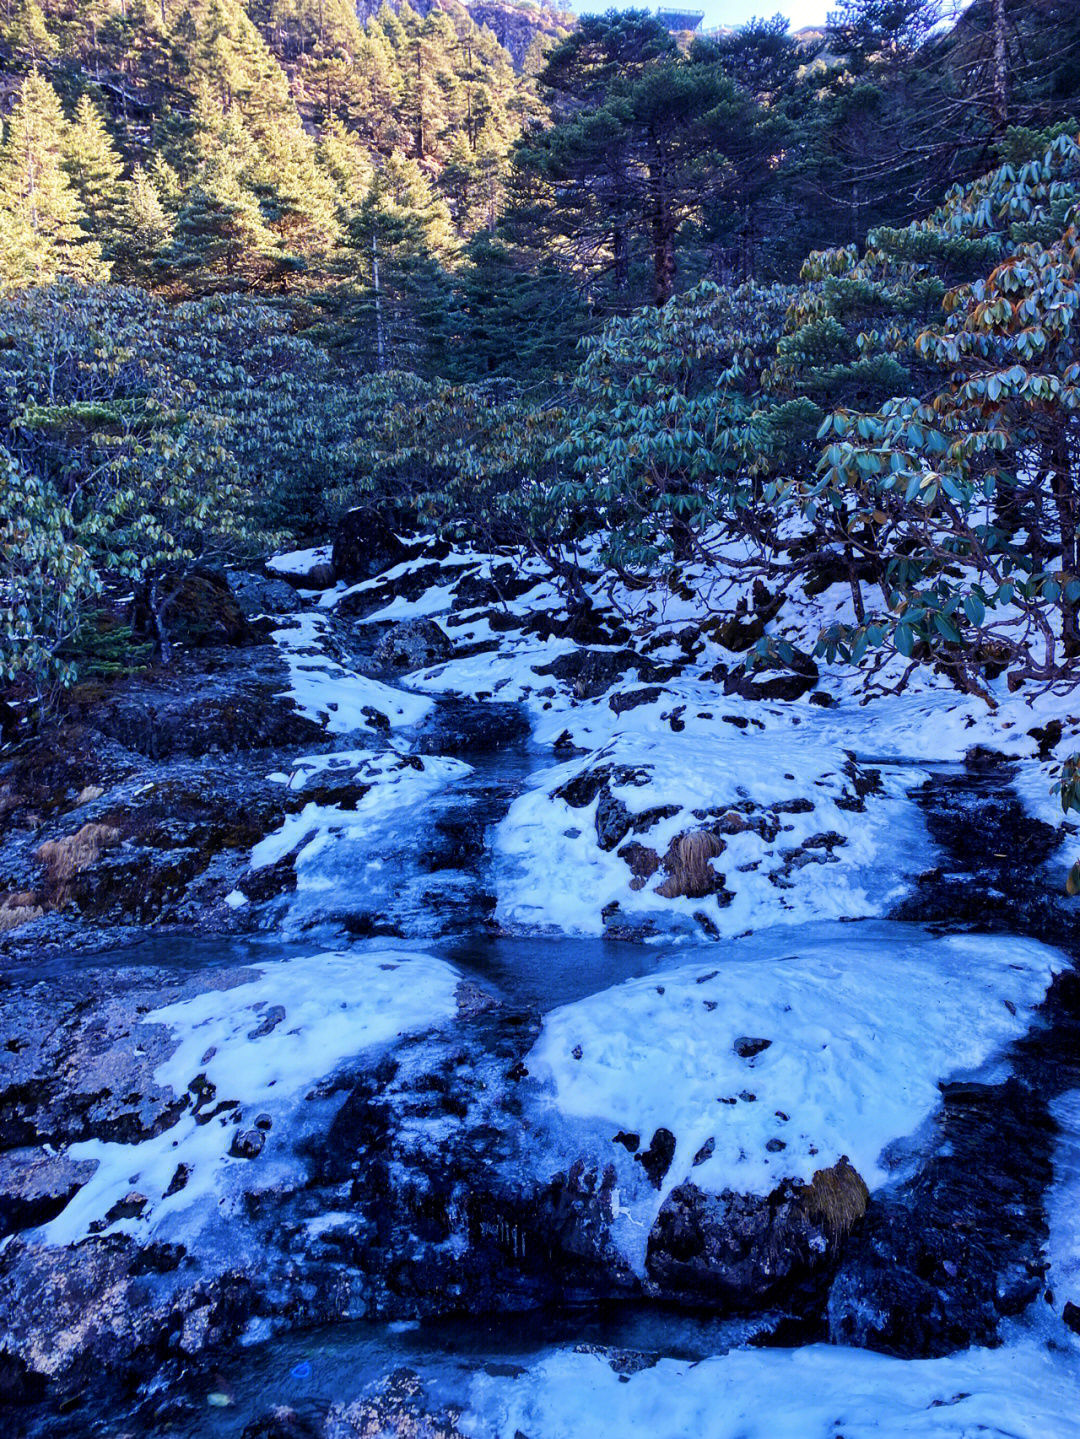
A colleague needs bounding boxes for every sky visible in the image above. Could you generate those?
[571,1,835,30]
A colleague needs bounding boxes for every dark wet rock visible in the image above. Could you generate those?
[828,1077,1058,1357]
[595,790,632,851]
[415,698,529,758]
[647,1159,867,1306]
[734,1037,772,1060]
[68,644,324,761]
[453,565,535,610]
[618,841,661,888]
[0,750,299,941]
[332,510,420,584]
[248,1006,287,1040]
[231,571,303,617]
[573,1344,662,1375]
[230,1129,266,1160]
[326,1368,463,1439]
[373,619,453,670]
[631,803,681,834]
[0,1232,260,1395]
[722,649,818,702]
[455,981,500,1019]
[609,686,666,715]
[243,1406,324,1439]
[0,720,135,833]
[533,648,670,700]
[554,766,613,809]
[0,1150,99,1237]
[106,1190,148,1221]
[129,570,258,652]
[164,1164,191,1198]
[892,767,1078,944]
[1064,1301,1080,1335]
[705,612,768,653]
[269,549,337,590]
[635,1128,676,1189]
[0,966,255,1151]
[238,856,298,906]
[519,601,630,650]
[554,763,650,811]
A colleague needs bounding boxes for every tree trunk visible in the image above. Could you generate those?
[845,545,866,625]
[648,135,675,307]
[415,43,425,158]
[372,233,386,372]
[148,578,173,666]
[992,0,1009,130]
[1051,430,1079,657]
[613,223,628,291]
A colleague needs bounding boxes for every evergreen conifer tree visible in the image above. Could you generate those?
[112,165,174,281]
[63,94,126,241]
[0,70,105,290]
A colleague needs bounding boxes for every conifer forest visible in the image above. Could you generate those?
[2,2,1080,1436]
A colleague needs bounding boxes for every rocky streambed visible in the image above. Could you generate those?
[1,532,1079,1437]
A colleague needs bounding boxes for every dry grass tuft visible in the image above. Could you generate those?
[75,785,105,807]
[800,1156,869,1239]
[656,829,725,899]
[36,822,121,882]
[0,891,45,932]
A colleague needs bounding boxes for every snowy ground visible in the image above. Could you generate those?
[35,949,461,1248]
[524,927,1063,1263]
[273,613,432,731]
[213,533,1080,1433]
[462,1335,1079,1439]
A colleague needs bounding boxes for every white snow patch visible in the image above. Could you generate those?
[273,614,432,731]
[497,699,923,938]
[464,1338,1080,1439]
[249,750,471,871]
[38,949,460,1246]
[527,927,1061,1255]
[353,584,458,624]
[267,546,333,577]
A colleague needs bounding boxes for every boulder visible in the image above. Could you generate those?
[646,1158,867,1304]
[230,571,303,617]
[373,619,453,670]
[724,650,819,702]
[129,570,256,650]
[332,509,420,584]
[534,648,670,700]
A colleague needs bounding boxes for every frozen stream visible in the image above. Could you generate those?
[7,583,1080,1438]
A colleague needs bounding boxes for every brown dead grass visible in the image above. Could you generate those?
[36,822,121,882]
[656,829,725,899]
[800,1156,869,1239]
[75,785,105,806]
[0,891,45,932]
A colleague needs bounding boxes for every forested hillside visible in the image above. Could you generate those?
[1,0,1080,715]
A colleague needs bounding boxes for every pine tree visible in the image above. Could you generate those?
[348,152,454,369]
[63,94,126,241]
[318,117,374,226]
[111,166,174,281]
[0,70,104,291]
[159,101,273,289]
[3,0,58,66]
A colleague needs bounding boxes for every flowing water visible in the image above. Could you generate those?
[8,683,1080,1439]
